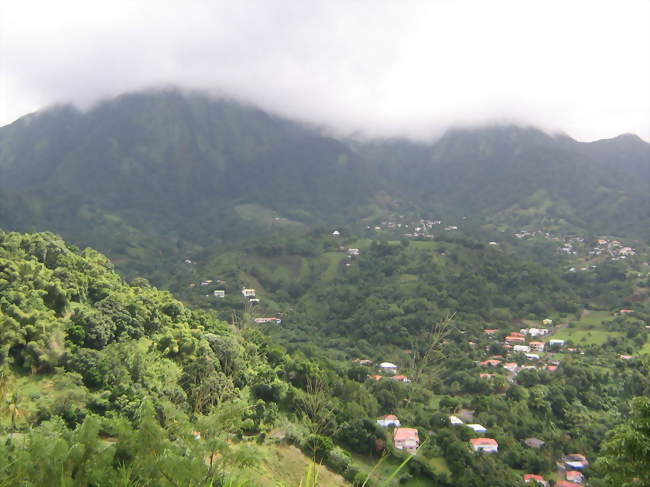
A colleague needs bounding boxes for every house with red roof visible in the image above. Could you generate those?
[505,336,526,343]
[480,359,502,367]
[469,438,498,453]
[523,474,548,486]
[566,470,585,483]
[393,427,419,453]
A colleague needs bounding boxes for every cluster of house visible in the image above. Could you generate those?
[448,414,499,453]
[589,238,636,261]
[364,217,461,239]
[355,360,412,383]
[480,320,569,377]
[519,435,590,484]
[241,288,260,303]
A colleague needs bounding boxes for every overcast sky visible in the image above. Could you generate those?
[1,0,648,141]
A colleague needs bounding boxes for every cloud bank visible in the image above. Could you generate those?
[1,0,649,140]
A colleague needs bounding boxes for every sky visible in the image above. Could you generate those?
[1,0,649,141]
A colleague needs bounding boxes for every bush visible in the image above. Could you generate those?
[304,434,334,461]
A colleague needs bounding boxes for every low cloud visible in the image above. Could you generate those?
[1,0,648,141]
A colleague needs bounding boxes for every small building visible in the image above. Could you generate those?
[619,354,633,360]
[524,437,545,449]
[479,359,502,367]
[466,424,487,434]
[391,375,410,383]
[549,339,565,347]
[379,362,398,373]
[484,329,499,335]
[249,298,260,303]
[242,288,256,297]
[546,365,558,372]
[393,428,419,453]
[525,353,540,360]
[332,230,341,237]
[504,362,519,372]
[377,414,401,428]
[529,341,545,351]
[513,345,531,353]
[524,474,548,486]
[566,471,585,483]
[542,319,553,325]
[347,248,360,256]
[369,375,383,381]
[523,328,550,337]
[563,454,589,470]
[254,317,282,324]
[506,336,526,343]
[479,373,495,379]
[449,415,463,425]
[354,359,373,366]
[213,290,225,298]
[470,438,498,453]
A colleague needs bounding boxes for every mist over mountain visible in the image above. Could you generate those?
[0,89,648,278]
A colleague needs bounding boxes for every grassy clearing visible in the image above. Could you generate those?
[553,310,622,346]
[350,451,448,486]
[321,252,346,281]
[254,444,349,486]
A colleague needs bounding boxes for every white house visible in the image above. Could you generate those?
[379,362,398,373]
[242,288,256,297]
[525,353,540,360]
[347,248,360,256]
[513,345,531,353]
[470,438,498,453]
[377,414,401,427]
[466,424,487,434]
[254,317,282,324]
[213,290,225,298]
[332,230,341,237]
[449,415,464,425]
[522,328,550,337]
[549,339,565,347]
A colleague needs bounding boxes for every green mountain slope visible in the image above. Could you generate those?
[367,126,650,238]
[0,90,648,288]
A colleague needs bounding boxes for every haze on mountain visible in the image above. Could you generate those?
[2,0,649,141]
[0,89,648,284]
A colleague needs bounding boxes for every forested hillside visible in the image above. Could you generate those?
[0,90,648,286]
[1,230,648,486]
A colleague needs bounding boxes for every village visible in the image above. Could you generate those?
[349,315,617,487]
